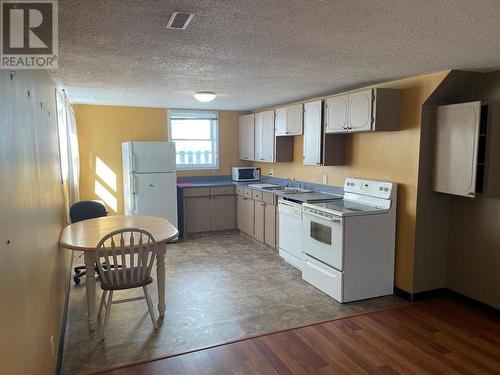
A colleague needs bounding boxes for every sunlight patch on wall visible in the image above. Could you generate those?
[95,180,117,212]
[96,156,117,192]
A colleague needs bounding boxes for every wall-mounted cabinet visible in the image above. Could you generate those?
[325,88,400,134]
[238,114,255,161]
[275,104,303,136]
[254,110,275,162]
[433,101,487,198]
[303,100,323,166]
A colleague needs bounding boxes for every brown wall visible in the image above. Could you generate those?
[445,72,500,309]
[74,105,243,215]
[253,72,449,293]
[0,71,71,374]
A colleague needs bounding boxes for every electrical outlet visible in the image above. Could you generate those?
[322,175,328,185]
[269,169,274,176]
[50,335,55,357]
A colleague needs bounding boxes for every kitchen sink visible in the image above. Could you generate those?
[263,186,313,194]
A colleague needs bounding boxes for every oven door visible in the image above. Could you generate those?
[302,210,343,271]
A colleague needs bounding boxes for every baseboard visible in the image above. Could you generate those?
[446,289,500,318]
[394,286,500,317]
[55,251,74,375]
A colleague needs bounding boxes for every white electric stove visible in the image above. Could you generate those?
[301,177,397,303]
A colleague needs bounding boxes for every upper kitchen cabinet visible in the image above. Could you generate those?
[303,100,323,166]
[254,110,275,162]
[433,101,487,198]
[275,104,303,136]
[238,114,255,161]
[325,88,400,134]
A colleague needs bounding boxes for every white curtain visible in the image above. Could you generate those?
[56,90,80,217]
[66,103,80,205]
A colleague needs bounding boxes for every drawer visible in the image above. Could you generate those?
[211,186,235,196]
[302,255,343,303]
[252,190,263,201]
[183,187,211,197]
[262,192,275,205]
[243,188,252,198]
[236,186,244,196]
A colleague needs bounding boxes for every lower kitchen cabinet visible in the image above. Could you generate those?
[254,200,265,242]
[264,203,276,247]
[184,196,212,233]
[239,189,277,248]
[212,195,236,230]
[183,186,236,234]
[237,194,255,236]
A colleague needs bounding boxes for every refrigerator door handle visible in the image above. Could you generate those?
[131,175,136,211]
[131,153,136,173]
[131,175,137,194]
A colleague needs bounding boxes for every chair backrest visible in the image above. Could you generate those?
[96,228,157,288]
[70,200,107,223]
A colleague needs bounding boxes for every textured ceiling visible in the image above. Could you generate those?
[53,0,500,110]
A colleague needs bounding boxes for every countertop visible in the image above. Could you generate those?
[177,176,344,202]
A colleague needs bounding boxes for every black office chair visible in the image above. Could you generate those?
[70,200,108,285]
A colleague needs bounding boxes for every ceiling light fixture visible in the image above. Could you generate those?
[193,91,216,102]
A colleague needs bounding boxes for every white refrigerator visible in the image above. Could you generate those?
[122,141,178,228]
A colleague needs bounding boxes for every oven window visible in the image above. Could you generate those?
[310,221,332,245]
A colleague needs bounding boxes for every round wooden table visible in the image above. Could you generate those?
[60,215,178,331]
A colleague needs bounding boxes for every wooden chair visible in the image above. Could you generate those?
[96,228,158,340]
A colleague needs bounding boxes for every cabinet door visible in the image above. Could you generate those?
[348,89,373,132]
[238,114,254,161]
[303,100,322,166]
[433,101,481,197]
[261,110,275,162]
[264,203,276,248]
[254,200,265,242]
[254,112,264,161]
[237,195,245,231]
[275,108,287,135]
[212,195,236,231]
[286,104,303,135]
[325,95,348,133]
[245,197,255,235]
[238,196,254,235]
[184,196,211,233]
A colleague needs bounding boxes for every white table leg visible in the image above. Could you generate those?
[84,251,97,331]
[156,244,166,318]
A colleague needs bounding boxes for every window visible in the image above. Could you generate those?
[168,110,219,170]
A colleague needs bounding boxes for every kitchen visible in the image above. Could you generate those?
[60,69,500,374]
[3,2,500,375]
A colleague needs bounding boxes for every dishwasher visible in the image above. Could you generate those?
[278,199,304,270]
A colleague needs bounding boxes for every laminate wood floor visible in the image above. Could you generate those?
[95,297,500,375]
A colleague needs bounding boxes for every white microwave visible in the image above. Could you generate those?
[232,167,261,181]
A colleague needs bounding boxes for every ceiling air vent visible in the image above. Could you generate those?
[166,11,194,30]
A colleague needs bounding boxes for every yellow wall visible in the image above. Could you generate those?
[253,72,449,292]
[74,105,243,215]
[0,71,71,374]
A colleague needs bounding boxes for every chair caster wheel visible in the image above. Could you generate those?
[73,277,81,285]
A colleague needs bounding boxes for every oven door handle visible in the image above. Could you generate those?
[304,210,341,223]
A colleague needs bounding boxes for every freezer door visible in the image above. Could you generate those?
[130,142,176,173]
[132,172,178,228]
